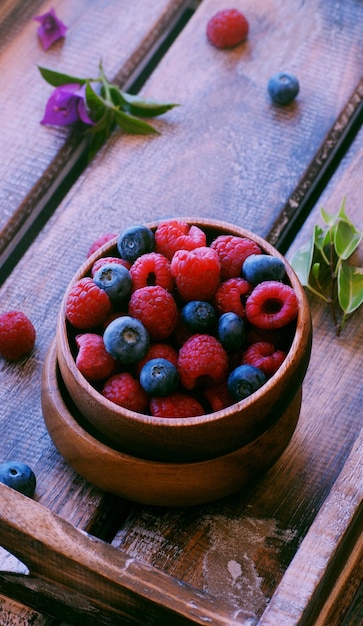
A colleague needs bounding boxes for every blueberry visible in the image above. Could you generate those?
[103,316,149,363]
[218,312,245,351]
[140,358,179,396]
[93,263,132,304]
[117,225,155,263]
[242,254,286,284]
[228,365,266,402]
[181,301,217,333]
[0,461,36,497]
[268,72,299,105]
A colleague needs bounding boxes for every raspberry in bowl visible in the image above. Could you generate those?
[42,218,312,506]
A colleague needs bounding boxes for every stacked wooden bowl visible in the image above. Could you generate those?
[41,219,312,506]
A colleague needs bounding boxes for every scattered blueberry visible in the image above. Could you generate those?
[103,316,149,363]
[93,263,132,304]
[268,72,299,105]
[218,312,245,351]
[181,301,217,333]
[140,358,179,396]
[242,254,286,284]
[228,365,266,401]
[0,461,36,497]
[117,225,155,263]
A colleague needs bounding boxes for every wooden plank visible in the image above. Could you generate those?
[0,483,255,626]
[0,0,363,624]
[108,125,363,624]
[0,0,190,259]
[0,594,52,626]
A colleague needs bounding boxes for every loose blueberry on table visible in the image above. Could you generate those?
[268,71,300,105]
[0,461,36,497]
[66,221,299,418]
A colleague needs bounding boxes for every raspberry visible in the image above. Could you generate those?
[211,235,261,279]
[129,285,178,340]
[87,233,117,258]
[65,277,112,329]
[91,256,131,277]
[213,277,251,317]
[242,341,286,377]
[171,246,220,302]
[155,221,206,260]
[177,334,228,390]
[206,9,249,49]
[150,393,205,418]
[130,252,174,292]
[135,343,178,376]
[245,281,298,329]
[75,333,117,381]
[102,372,149,413]
[0,311,36,361]
[203,381,234,412]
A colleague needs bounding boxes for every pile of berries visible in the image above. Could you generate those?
[65,221,299,418]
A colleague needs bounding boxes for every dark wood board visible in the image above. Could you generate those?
[0,0,189,258]
[0,0,362,624]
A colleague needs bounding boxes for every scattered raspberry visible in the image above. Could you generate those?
[177,334,228,390]
[87,233,117,258]
[135,343,178,376]
[91,256,131,277]
[211,235,261,279]
[75,333,117,381]
[203,381,234,412]
[129,285,178,341]
[213,277,252,317]
[155,221,206,260]
[150,393,205,418]
[65,277,112,329]
[206,9,249,49]
[171,246,220,301]
[245,281,298,329]
[0,311,36,361]
[242,341,286,377]
[130,252,174,292]
[102,372,149,412]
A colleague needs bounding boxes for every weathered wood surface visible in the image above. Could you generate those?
[0,0,362,624]
[0,0,189,259]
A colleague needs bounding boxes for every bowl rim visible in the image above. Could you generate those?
[57,217,312,429]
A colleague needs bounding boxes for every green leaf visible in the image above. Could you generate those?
[38,66,87,87]
[320,206,338,226]
[85,82,107,114]
[313,225,327,251]
[118,90,180,118]
[289,236,315,286]
[337,262,363,314]
[334,219,362,259]
[113,109,160,135]
[312,262,320,281]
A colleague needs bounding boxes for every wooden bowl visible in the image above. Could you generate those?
[42,339,302,507]
[55,218,312,463]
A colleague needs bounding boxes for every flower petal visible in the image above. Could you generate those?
[34,8,68,51]
[40,84,81,126]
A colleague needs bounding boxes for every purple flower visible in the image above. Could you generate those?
[40,84,94,127]
[34,8,67,50]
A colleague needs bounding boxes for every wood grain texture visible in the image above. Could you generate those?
[0,483,256,626]
[109,123,363,623]
[0,0,362,624]
[0,0,188,256]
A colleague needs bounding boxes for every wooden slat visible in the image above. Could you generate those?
[0,0,363,624]
[0,0,189,259]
